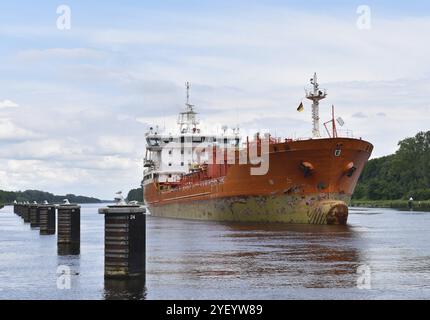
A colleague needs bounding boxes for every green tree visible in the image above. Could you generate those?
[127,187,143,202]
[354,131,430,201]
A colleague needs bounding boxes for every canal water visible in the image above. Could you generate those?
[0,204,430,300]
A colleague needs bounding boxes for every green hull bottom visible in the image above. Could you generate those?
[148,194,350,225]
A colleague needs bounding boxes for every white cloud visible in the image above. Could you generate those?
[82,11,430,84]
[1,4,430,197]
[0,139,88,161]
[0,118,39,141]
[0,159,89,192]
[0,100,19,109]
[16,48,105,62]
[97,136,136,155]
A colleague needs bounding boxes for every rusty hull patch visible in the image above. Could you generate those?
[326,203,349,225]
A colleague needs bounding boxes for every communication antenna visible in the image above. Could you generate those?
[306,73,327,138]
[186,82,191,106]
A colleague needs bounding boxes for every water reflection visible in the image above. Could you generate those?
[56,253,82,291]
[221,221,356,235]
[3,204,430,299]
[151,220,363,289]
[104,278,147,300]
[58,244,80,256]
[224,223,362,288]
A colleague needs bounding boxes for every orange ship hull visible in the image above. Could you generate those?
[144,138,373,225]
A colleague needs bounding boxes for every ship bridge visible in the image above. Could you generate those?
[143,82,241,187]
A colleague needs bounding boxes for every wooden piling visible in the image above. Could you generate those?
[22,204,31,223]
[99,205,146,279]
[57,202,81,255]
[39,203,56,235]
[29,203,40,228]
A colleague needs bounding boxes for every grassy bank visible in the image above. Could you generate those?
[351,199,430,210]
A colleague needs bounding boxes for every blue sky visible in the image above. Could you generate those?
[1,1,430,198]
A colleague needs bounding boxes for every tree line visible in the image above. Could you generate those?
[0,189,101,204]
[354,131,430,201]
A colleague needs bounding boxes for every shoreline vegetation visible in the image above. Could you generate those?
[353,131,430,210]
[127,187,143,203]
[351,199,430,211]
[0,188,144,208]
[0,189,102,205]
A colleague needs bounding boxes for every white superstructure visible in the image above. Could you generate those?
[142,83,241,187]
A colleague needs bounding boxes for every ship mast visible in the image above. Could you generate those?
[186,81,191,106]
[178,82,199,134]
[306,73,327,138]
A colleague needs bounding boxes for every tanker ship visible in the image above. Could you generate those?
[142,74,373,225]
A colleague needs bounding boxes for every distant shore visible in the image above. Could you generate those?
[351,199,430,211]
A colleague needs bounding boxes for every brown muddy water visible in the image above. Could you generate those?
[0,204,430,300]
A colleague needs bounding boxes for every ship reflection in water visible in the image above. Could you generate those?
[149,220,362,295]
[1,204,430,299]
[222,224,361,289]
